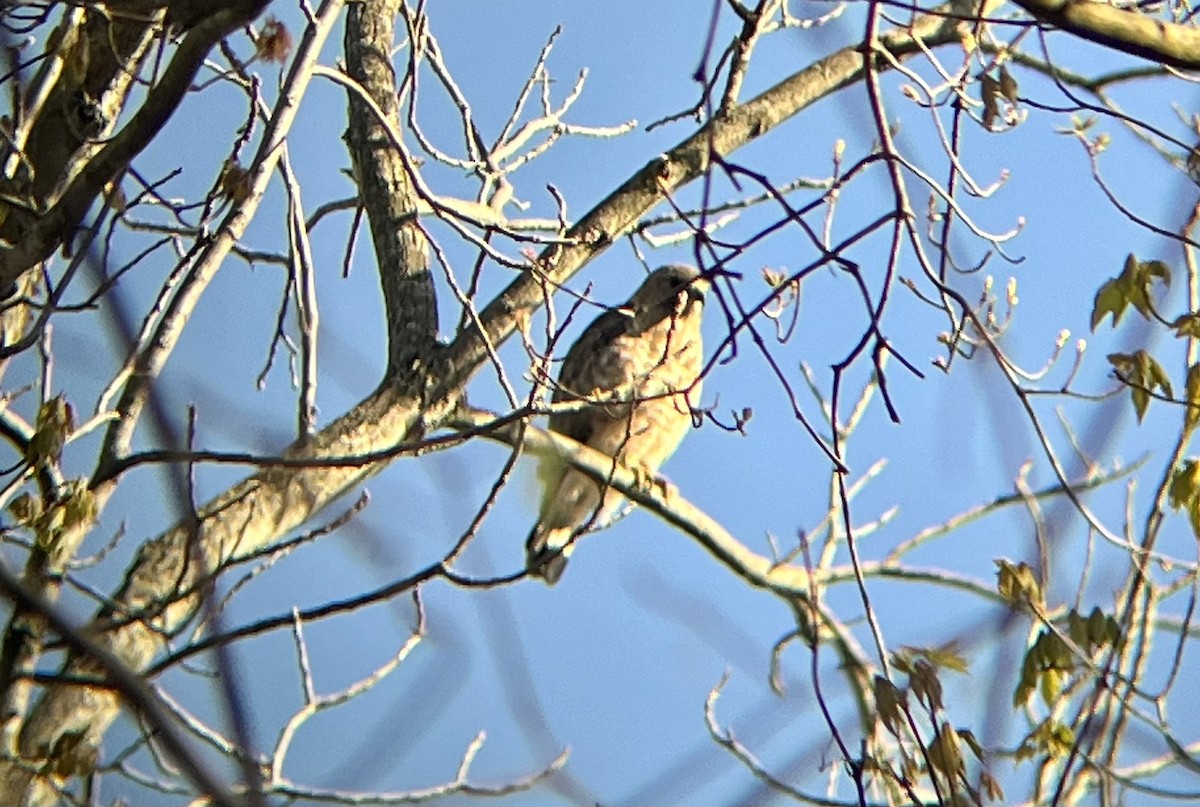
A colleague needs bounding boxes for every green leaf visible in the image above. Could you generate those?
[996,559,1043,609]
[1145,351,1174,397]
[928,723,964,777]
[1067,610,1089,648]
[980,73,1001,129]
[8,492,41,526]
[1090,254,1172,331]
[1186,364,1200,434]
[1016,720,1075,763]
[1014,652,1037,708]
[1144,259,1172,286]
[981,770,1005,802]
[998,67,1019,103]
[1090,277,1127,330]
[873,675,905,733]
[1108,350,1172,422]
[1168,460,1200,511]
[1032,719,1076,759]
[959,728,986,762]
[31,478,96,557]
[26,395,74,469]
[1169,460,1200,539]
[894,643,968,674]
[1086,607,1108,649]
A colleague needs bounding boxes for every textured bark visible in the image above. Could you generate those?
[1012,0,1200,70]
[0,0,272,288]
[344,0,439,374]
[0,8,159,341]
[15,384,428,775]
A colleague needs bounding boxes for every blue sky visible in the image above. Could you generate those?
[22,1,1200,804]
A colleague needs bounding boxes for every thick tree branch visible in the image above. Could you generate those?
[9,9,155,205]
[1013,0,1200,70]
[344,0,438,373]
[0,0,271,288]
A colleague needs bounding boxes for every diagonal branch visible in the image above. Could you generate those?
[1012,0,1200,70]
[450,408,812,594]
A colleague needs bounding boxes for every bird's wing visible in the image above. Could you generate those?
[548,307,633,443]
[533,309,628,519]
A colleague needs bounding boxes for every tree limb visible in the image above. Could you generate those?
[0,0,272,288]
[1013,0,1200,70]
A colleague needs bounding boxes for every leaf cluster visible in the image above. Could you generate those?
[870,647,1004,805]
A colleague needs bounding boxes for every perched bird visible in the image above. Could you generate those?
[526,264,708,584]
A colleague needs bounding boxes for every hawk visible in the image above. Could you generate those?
[526,264,708,584]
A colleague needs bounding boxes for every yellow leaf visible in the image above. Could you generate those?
[1168,460,1200,513]
[1040,666,1064,706]
[873,675,905,733]
[1171,312,1200,339]
[928,723,964,777]
[960,29,979,55]
[996,559,1043,609]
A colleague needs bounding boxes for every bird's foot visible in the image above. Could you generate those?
[630,463,670,497]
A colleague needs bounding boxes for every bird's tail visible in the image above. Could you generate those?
[525,525,571,585]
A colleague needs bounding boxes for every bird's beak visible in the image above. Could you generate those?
[686,276,710,306]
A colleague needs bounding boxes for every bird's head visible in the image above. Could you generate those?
[624,264,708,329]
